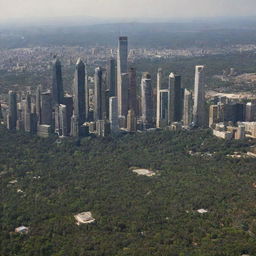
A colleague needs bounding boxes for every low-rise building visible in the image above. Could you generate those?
[15,226,29,234]
[74,212,95,225]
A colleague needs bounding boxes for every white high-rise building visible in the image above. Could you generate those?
[59,104,68,137]
[141,73,153,128]
[109,97,119,133]
[183,89,193,128]
[193,65,206,127]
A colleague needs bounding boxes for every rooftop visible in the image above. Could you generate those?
[132,168,156,177]
[74,211,95,225]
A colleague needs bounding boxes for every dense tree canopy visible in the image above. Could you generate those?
[1,127,256,256]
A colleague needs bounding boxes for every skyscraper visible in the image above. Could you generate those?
[159,90,169,127]
[156,68,163,128]
[41,91,52,126]
[7,91,17,130]
[168,73,182,123]
[59,104,68,136]
[193,65,206,127]
[96,120,110,137]
[73,58,86,125]
[118,73,129,120]
[127,109,137,132]
[36,85,41,124]
[117,37,128,117]
[183,89,193,128]
[109,96,119,134]
[30,104,38,134]
[63,95,73,135]
[52,58,64,106]
[128,67,137,116]
[70,115,80,137]
[141,72,153,128]
[94,67,106,121]
[24,93,32,133]
[209,105,218,128]
[107,58,116,97]
[84,65,89,121]
[0,103,3,120]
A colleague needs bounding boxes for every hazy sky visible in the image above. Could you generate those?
[0,0,256,21]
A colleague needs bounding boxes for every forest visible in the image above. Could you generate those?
[1,126,256,255]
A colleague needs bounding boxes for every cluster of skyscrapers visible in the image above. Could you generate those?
[209,97,256,140]
[3,37,209,138]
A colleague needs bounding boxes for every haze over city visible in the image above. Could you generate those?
[2,0,256,255]
[0,0,256,22]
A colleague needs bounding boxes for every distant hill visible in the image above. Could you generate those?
[1,17,256,49]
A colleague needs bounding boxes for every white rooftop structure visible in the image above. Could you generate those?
[15,226,29,234]
[132,169,156,177]
[74,211,95,225]
[197,209,208,214]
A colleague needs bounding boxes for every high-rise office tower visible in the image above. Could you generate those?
[30,104,38,134]
[117,37,128,117]
[127,109,137,132]
[128,67,137,116]
[59,104,68,136]
[16,102,24,131]
[84,65,89,121]
[24,93,32,132]
[7,91,17,130]
[168,73,182,123]
[70,114,80,137]
[41,91,52,126]
[234,103,245,122]
[246,102,256,122]
[36,85,41,124]
[209,105,218,128]
[94,67,106,121]
[183,89,193,128]
[63,95,73,135]
[118,73,129,120]
[107,58,116,97]
[105,89,110,120]
[73,58,86,126]
[96,120,110,137]
[156,68,163,128]
[246,102,253,122]
[0,103,3,120]
[54,105,60,134]
[159,90,169,128]
[19,100,26,130]
[109,96,119,133]
[141,72,153,128]
[52,58,64,106]
[193,65,206,127]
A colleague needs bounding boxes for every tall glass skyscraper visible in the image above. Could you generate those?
[117,37,128,117]
[52,58,64,106]
[73,58,86,126]
[94,67,106,121]
[7,91,17,130]
[168,73,182,123]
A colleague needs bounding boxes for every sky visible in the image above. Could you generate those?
[0,0,256,22]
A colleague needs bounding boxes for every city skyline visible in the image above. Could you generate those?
[2,35,256,140]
